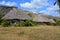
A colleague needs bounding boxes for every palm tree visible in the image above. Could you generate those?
[54,0,60,13]
[57,0,60,7]
[54,0,60,7]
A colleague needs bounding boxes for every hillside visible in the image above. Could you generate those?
[26,13,60,20]
[0,6,60,20]
[0,6,17,16]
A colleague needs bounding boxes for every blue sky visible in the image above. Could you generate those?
[0,0,60,16]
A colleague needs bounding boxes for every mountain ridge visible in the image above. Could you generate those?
[0,6,60,20]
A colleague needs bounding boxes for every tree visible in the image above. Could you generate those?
[54,0,60,7]
[57,0,60,7]
[54,0,60,13]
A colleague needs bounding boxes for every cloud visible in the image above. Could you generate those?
[47,4,59,11]
[20,0,60,16]
[40,4,59,13]
[20,0,49,9]
[0,1,17,6]
[40,4,60,16]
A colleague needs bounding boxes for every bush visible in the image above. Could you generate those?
[14,24,20,27]
[20,21,25,26]
[53,19,60,26]
[0,14,3,25]
[0,14,3,19]
[20,20,36,26]
[1,20,10,27]
[56,21,60,26]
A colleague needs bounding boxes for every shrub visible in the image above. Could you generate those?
[20,21,25,26]
[53,19,60,26]
[1,20,10,27]
[14,24,20,27]
[56,21,60,26]
[20,20,36,26]
[0,14,3,25]
[0,14,3,19]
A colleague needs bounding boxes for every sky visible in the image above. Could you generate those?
[0,0,60,16]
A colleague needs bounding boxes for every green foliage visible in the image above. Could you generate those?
[20,20,36,26]
[27,13,35,19]
[1,20,10,27]
[54,19,60,26]
[0,14,3,25]
[14,24,20,27]
[0,14,3,19]
[20,21,25,26]
[56,21,60,26]
[28,13,32,17]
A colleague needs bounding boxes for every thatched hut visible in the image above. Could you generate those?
[2,8,31,25]
[33,14,55,25]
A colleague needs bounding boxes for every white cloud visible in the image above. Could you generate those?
[20,0,49,9]
[40,4,59,13]
[0,1,17,6]
[40,4,60,16]
[20,0,60,16]
[47,4,59,11]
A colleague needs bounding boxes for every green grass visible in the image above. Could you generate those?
[0,25,60,40]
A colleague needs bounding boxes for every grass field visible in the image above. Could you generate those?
[0,25,60,40]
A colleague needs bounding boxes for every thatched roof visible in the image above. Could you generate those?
[2,8,31,20]
[33,14,55,23]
